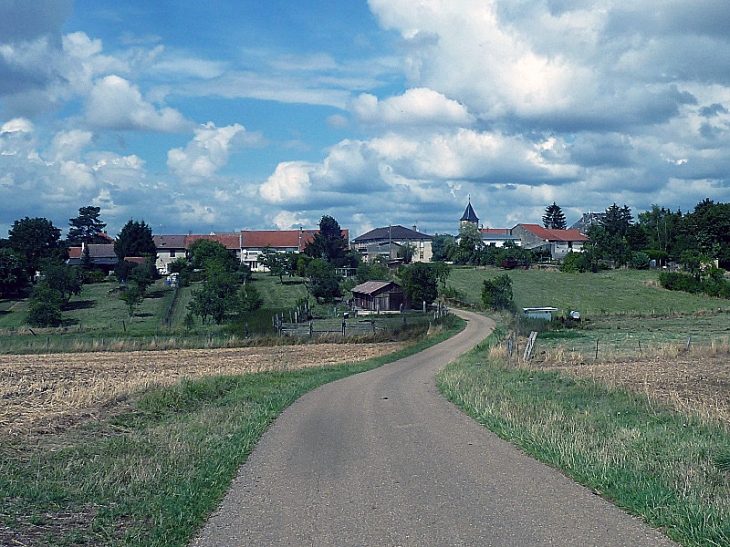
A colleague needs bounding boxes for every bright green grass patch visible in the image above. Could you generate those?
[438,341,730,547]
[0,316,465,546]
[448,267,724,316]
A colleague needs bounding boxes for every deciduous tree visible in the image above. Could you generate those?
[8,217,62,281]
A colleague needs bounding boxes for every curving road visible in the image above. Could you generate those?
[191,309,675,546]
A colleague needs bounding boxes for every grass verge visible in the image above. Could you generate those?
[437,336,730,547]
[0,315,464,546]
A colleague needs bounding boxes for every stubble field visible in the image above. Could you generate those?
[0,342,405,438]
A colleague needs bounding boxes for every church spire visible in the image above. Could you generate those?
[460,198,479,229]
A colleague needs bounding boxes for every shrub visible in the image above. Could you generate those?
[630,252,651,270]
[560,251,588,273]
[27,282,64,327]
[481,274,516,312]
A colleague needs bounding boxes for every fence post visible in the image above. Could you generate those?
[309,320,313,338]
[595,339,599,360]
[342,319,346,337]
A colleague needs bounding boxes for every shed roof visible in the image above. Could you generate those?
[351,280,401,296]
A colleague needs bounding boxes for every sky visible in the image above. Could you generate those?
[2,1,730,240]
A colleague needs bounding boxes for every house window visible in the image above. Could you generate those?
[568,242,573,249]
[170,250,176,258]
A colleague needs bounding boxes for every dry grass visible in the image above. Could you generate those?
[494,338,730,425]
[0,342,406,437]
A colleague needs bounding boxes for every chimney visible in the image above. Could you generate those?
[412,224,417,232]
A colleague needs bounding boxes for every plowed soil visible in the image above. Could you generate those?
[0,342,405,437]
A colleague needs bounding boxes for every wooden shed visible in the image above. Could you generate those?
[351,281,404,312]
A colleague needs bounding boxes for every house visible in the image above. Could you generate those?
[570,212,605,235]
[351,280,404,312]
[153,235,187,274]
[240,229,316,271]
[353,225,433,263]
[510,224,588,260]
[67,243,118,274]
[481,228,521,248]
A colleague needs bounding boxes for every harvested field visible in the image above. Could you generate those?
[0,342,406,437]
[530,353,730,425]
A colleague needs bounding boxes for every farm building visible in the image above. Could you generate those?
[351,280,404,313]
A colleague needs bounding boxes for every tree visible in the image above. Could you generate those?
[431,234,456,262]
[0,248,26,296]
[452,223,483,264]
[189,239,237,274]
[600,203,633,238]
[306,258,342,302]
[68,206,107,245]
[260,247,293,283]
[42,262,84,304]
[8,217,63,281]
[481,274,516,312]
[397,243,416,264]
[27,282,64,327]
[188,270,240,324]
[114,220,156,261]
[304,216,348,265]
[399,262,439,308]
[542,202,567,230]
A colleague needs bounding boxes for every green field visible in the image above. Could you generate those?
[448,267,730,356]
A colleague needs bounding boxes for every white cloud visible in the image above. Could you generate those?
[272,210,312,230]
[259,161,315,204]
[167,122,261,183]
[85,75,191,131]
[351,88,474,126]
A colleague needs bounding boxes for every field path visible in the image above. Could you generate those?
[191,309,676,546]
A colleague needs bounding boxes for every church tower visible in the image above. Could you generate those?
[460,198,479,230]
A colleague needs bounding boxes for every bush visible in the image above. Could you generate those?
[27,282,64,327]
[560,251,588,273]
[481,274,516,312]
[83,269,107,284]
[659,272,702,293]
[630,252,651,270]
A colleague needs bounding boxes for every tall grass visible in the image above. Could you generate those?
[438,338,730,547]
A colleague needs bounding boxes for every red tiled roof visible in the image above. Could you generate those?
[185,233,241,250]
[241,229,349,252]
[517,224,588,242]
[241,230,316,251]
[68,247,82,259]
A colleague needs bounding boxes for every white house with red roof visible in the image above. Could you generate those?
[510,224,588,260]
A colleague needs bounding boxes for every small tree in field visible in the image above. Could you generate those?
[481,274,516,312]
[543,202,567,230]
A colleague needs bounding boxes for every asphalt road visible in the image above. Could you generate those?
[191,309,676,546]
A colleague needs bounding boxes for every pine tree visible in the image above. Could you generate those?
[68,206,107,245]
[542,202,567,230]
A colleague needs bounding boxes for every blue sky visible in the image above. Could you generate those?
[2,1,730,240]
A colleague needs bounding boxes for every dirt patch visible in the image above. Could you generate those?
[530,353,730,425]
[0,342,406,437]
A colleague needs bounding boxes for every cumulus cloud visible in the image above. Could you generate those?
[85,75,191,132]
[351,88,474,126]
[167,122,262,183]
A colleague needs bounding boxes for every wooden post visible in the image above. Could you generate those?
[523,331,538,361]
[309,320,313,338]
[342,319,346,337]
[595,339,599,360]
